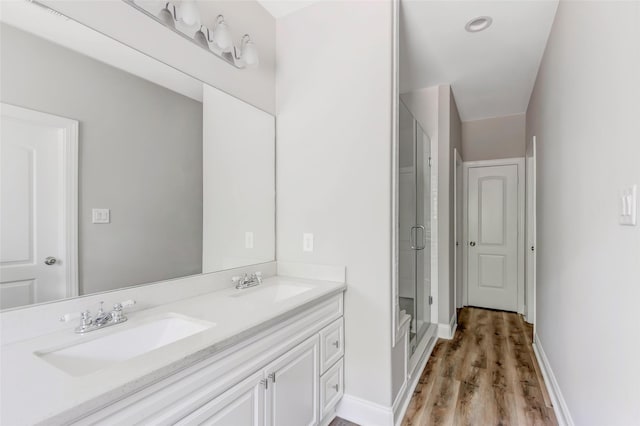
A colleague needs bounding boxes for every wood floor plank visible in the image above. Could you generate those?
[403,355,443,425]
[402,307,558,426]
[420,375,460,426]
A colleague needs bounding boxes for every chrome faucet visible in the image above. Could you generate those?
[60,300,136,334]
[233,272,263,289]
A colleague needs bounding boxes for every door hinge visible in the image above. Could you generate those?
[429,296,433,305]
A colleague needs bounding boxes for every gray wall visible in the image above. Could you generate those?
[526,2,639,424]
[1,24,203,295]
[462,113,526,161]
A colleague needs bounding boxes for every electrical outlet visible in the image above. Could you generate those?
[92,208,110,224]
[245,232,254,249]
[303,233,314,252]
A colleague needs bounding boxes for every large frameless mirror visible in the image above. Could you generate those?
[0,1,275,310]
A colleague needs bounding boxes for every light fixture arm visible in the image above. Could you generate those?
[233,34,252,60]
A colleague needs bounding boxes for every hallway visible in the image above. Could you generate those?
[402,308,557,425]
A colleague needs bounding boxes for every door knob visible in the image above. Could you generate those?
[44,256,57,265]
[469,242,476,247]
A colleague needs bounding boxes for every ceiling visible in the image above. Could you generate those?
[400,0,558,121]
[257,0,319,18]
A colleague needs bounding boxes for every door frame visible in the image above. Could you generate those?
[462,157,525,313]
[453,148,463,310]
[525,137,537,326]
[1,103,79,300]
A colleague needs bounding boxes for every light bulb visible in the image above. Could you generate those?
[179,0,200,27]
[212,16,232,52]
[242,40,259,67]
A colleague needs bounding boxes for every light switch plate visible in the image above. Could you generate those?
[92,208,110,224]
[620,185,637,226]
[245,232,254,249]
[303,233,314,252]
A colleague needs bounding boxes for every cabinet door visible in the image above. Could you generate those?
[266,335,319,426]
[175,371,265,426]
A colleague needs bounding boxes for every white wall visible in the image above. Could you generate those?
[276,0,395,408]
[202,85,275,272]
[462,113,526,161]
[37,0,276,113]
[447,88,462,325]
[526,1,640,424]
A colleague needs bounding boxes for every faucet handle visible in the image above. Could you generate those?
[120,299,136,308]
[97,301,105,314]
[59,312,80,322]
[254,271,263,283]
[79,310,93,327]
[111,299,135,323]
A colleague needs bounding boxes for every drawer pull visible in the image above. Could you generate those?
[268,372,276,383]
[260,379,268,390]
[332,340,339,348]
[333,384,339,392]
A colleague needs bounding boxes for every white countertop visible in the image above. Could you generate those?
[0,276,346,426]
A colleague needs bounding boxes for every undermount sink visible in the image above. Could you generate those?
[35,314,215,377]
[230,283,313,303]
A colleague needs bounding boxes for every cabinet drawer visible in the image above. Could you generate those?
[319,359,344,420]
[319,318,344,373]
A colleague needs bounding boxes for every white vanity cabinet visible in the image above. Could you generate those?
[71,293,344,426]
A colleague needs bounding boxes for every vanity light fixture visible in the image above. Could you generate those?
[465,16,493,33]
[123,0,259,69]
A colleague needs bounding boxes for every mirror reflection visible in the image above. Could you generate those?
[0,4,275,310]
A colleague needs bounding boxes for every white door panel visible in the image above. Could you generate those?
[175,371,265,426]
[0,104,77,309]
[468,165,518,311]
[265,336,318,426]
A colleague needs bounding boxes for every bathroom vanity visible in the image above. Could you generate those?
[0,274,346,425]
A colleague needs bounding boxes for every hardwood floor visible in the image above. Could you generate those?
[402,307,557,426]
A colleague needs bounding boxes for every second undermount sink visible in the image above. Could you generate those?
[230,282,313,304]
[35,314,215,377]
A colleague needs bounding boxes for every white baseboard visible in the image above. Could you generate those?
[532,334,575,426]
[437,314,457,339]
[392,334,437,426]
[336,394,393,426]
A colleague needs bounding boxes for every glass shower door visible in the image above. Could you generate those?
[398,100,431,355]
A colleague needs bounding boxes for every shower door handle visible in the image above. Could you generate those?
[410,226,418,250]
[415,225,426,250]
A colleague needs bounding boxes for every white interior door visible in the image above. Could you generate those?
[467,164,519,311]
[0,104,77,309]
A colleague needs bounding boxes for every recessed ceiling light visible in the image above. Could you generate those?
[465,16,493,33]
